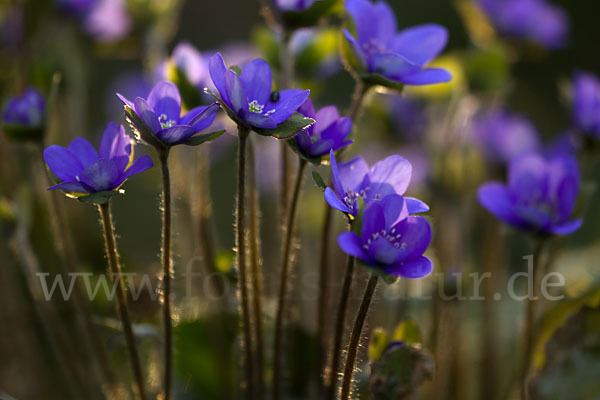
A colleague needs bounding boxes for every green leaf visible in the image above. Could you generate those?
[123,105,165,150]
[229,65,242,75]
[358,71,404,93]
[356,260,397,284]
[393,320,422,346]
[286,138,322,165]
[254,113,315,139]
[369,327,391,361]
[369,343,434,400]
[312,171,327,191]
[183,130,226,146]
[77,190,124,205]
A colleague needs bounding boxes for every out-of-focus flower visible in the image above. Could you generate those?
[56,0,96,14]
[83,0,130,43]
[478,153,582,235]
[106,71,153,120]
[44,122,153,195]
[325,150,429,217]
[275,0,318,12]
[208,53,310,131]
[293,99,352,159]
[343,0,451,87]
[476,0,568,49]
[386,96,428,140]
[571,72,600,138]
[2,88,46,141]
[337,194,433,278]
[2,88,45,128]
[156,42,210,94]
[291,28,341,79]
[471,108,541,165]
[118,81,220,147]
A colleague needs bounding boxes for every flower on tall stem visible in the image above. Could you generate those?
[324,150,429,218]
[2,88,46,141]
[207,53,313,137]
[571,72,600,139]
[342,0,451,89]
[478,152,582,235]
[117,81,222,149]
[43,122,153,201]
[289,99,352,163]
[338,194,433,278]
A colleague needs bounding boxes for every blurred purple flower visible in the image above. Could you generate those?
[83,0,130,43]
[471,108,542,165]
[106,71,153,120]
[387,95,428,140]
[477,0,568,49]
[275,0,318,11]
[295,100,352,158]
[208,53,309,129]
[338,194,433,278]
[118,81,219,146]
[44,122,153,194]
[2,88,46,128]
[571,72,600,138]
[325,150,429,217]
[343,0,451,86]
[155,42,210,92]
[55,0,96,15]
[478,153,582,235]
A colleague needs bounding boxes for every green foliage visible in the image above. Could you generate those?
[311,170,327,191]
[254,113,315,139]
[77,190,124,205]
[182,130,226,146]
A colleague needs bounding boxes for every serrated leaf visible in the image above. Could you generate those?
[356,259,397,284]
[393,320,422,346]
[183,130,226,146]
[312,171,327,191]
[254,113,315,139]
[123,105,165,150]
[286,138,322,166]
[77,190,124,205]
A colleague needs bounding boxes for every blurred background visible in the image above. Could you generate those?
[1,0,600,399]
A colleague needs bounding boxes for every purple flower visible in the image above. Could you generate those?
[571,72,600,138]
[338,194,433,278]
[343,0,451,86]
[208,53,310,130]
[275,0,318,11]
[294,99,352,159]
[82,0,130,43]
[155,42,210,93]
[117,81,219,147]
[44,122,153,195]
[471,108,541,165]
[55,0,96,15]
[478,153,582,235]
[325,150,429,217]
[477,0,568,49]
[2,88,45,128]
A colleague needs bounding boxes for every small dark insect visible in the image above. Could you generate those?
[270,91,280,102]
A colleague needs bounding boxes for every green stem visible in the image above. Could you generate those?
[98,202,148,400]
[158,149,173,400]
[248,138,265,397]
[340,274,379,400]
[520,238,547,400]
[273,158,307,400]
[326,240,355,400]
[346,80,369,122]
[236,126,256,400]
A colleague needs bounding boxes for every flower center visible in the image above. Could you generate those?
[363,227,407,251]
[158,113,176,129]
[248,100,265,114]
[362,39,386,55]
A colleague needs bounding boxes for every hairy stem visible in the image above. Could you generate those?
[237,126,256,400]
[279,29,294,232]
[98,202,148,400]
[340,274,379,400]
[248,138,265,397]
[326,244,355,400]
[273,158,307,400]
[158,149,173,400]
[347,80,369,122]
[520,239,547,400]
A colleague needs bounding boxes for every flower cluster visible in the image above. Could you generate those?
[478,153,581,235]
[343,0,451,86]
[44,122,153,195]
